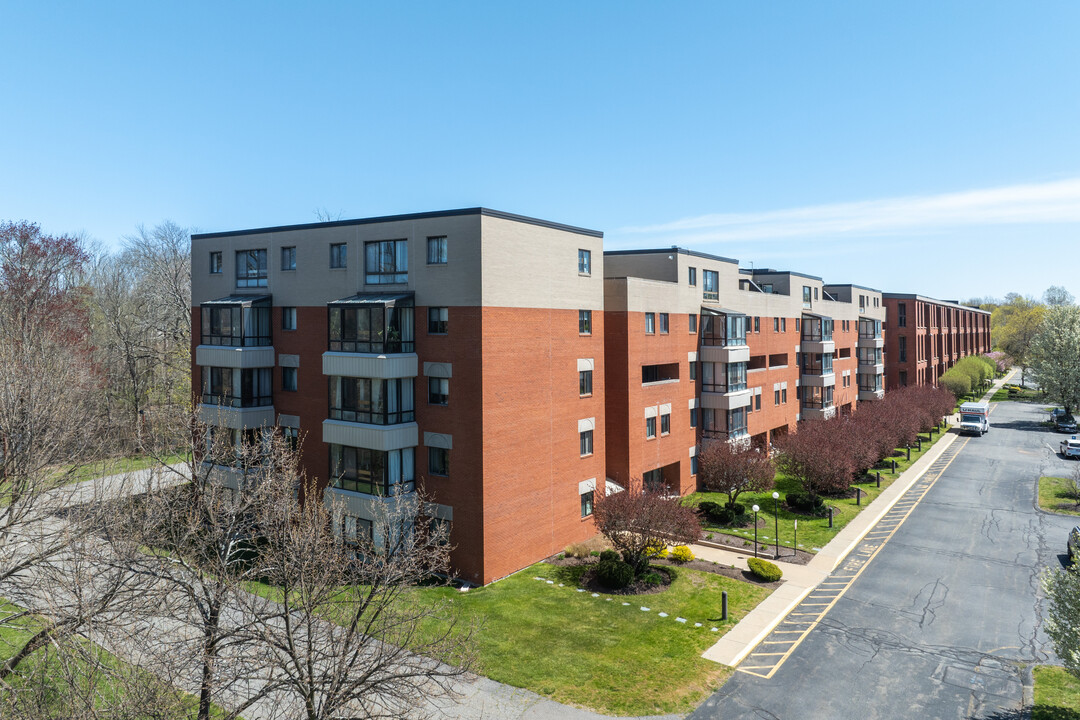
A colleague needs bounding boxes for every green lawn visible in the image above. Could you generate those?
[990,385,1040,402]
[1033,666,1080,720]
[688,427,951,553]
[1038,477,1080,517]
[48,451,191,486]
[417,562,769,716]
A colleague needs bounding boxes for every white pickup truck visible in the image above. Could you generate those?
[958,402,990,436]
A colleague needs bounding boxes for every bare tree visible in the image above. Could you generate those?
[242,487,477,720]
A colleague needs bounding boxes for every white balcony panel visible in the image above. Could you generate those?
[800,372,836,388]
[699,344,750,364]
[858,363,885,375]
[197,404,276,430]
[322,419,418,452]
[800,340,835,355]
[857,337,885,349]
[196,345,276,369]
[802,405,837,421]
[322,352,418,379]
[859,389,886,401]
[700,388,752,410]
[201,463,246,490]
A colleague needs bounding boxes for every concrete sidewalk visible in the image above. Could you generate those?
[696,369,1016,667]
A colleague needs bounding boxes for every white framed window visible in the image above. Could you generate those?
[427,236,447,265]
[209,251,222,274]
[646,417,657,439]
[281,246,296,271]
[660,412,670,435]
[579,369,593,396]
[579,310,592,335]
[689,315,697,333]
[580,491,594,518]
[659,313,669,334]
[645,312,655,334]
[282,366,297,392]
[365,239,407,284]
[688,267,697,286]
[235,249,267,288]
[428,447,450,476]
[428,307,448,334]
[282,307,297,331]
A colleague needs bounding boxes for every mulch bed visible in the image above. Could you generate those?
[544,554,783,592]
[698,531,814,566]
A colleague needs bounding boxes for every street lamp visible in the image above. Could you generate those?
[752,504,760,558]
[773,491,780,559]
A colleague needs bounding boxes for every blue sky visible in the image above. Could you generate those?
[2,1,1078,301]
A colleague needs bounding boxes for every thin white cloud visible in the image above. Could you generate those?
[615,177,1080,245]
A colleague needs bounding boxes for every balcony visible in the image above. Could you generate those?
[197,403,275,430]
[328,292,415,355]
[858,388,885,401]
[801,313,834,354]
[700,344,749,364]
[700,388,752,410]
[857,335,884,350]
[198,295,274,367]
[322,419,418,452]
[323,352,418,379]
[801,405,837,421]
[800,372,835,387]
[700,309,749,363]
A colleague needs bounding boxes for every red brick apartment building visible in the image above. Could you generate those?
[882,294,992,390]
[603,250,886,496]
[191,208,989,585]
[191,209,606,585]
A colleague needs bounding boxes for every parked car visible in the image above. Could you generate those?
[1051,408,1068,422]
[1069,526,1080,562]
[1055,414,1078,433]
[1061,436,1080,459]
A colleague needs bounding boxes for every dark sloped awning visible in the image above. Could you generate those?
[329,292,414,306]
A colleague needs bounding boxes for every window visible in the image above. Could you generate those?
[691,456,699,475]
[781,318,787,332]
[282,307,297,331]
[755,393,761,410]
[782,388,787,403]
[330,445,415,496]
[283,426,299,451]
[201,299,272,347]
[689,361,696,380]
[660,413,670,435]
[579,369,593,396]
[795,318,801,333]
[365,239,408,284]
[209,251,222,274]
[645,312,655,334]
[329,377,415,424]
[774,317,780,332]
[341,514,373,545]
[703,269,719,300]
[646,417,657,439]
[201,367,272,407]
[754,316,760,333]
[899,370,908,387]
[898,303,907,328]
[579,310,591,335]
[775,389,780,405]
[581,491,594,517]
[659,313,669,334]
[330,243,347,269]
[814,287,819,300]
[281,246,296,271]
[428,447,450,476]
[689,314,698,333]
[428,377,449,405]
[282,366,297,392]
[578,248,591,275]
[428,307,448,334]
[580,430,593,456]
[328,300,415,353]
[690,408,698,428]
[803,286,812,306]
[427,236,447,265]
[688,267,697,286]
[235,249,267,287]
[899,336,907,363]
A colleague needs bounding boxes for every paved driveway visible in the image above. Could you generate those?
[690,398,1076,720]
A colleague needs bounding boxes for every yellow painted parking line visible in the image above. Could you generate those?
[736,437,970,680]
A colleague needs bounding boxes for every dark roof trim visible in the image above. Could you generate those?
[882,293,992,314]
[192,208,603,240]
[701,306,745,316]
[752,269,823,282]
[329,292,415,306]
[604,247,739,265]
[823,283,882,293]
[201,294,272,306]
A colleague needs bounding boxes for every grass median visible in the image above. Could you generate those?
[1038,476,1080,517]
[1033,666,1080,720]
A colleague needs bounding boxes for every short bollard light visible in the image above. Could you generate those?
[856,487,862,506]
[828,506,834,528]
[752,505,760,558]
[876,471,881,488]
[793,519,798,558]
[722,591,728,621]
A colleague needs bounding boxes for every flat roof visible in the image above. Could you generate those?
[603,247,739,265]
[823,282,883,293]
[192,207,604,240]
[882,293,992,314]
